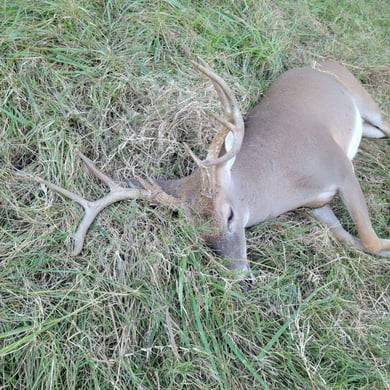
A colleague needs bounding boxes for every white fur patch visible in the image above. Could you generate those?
[346,102,363,160]
[224,131,236,171]
[224,131,234,152]
[316,189,337,203]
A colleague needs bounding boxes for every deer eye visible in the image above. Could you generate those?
[227,207,234,225]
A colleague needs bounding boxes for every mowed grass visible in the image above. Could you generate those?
[1,0,389,388]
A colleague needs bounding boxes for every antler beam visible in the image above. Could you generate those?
[184,59,245,197]
[21,151,181,256]
[190,59,245,166]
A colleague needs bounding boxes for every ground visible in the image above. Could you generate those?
[1,0,389,388]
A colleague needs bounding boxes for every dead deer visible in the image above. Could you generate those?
[24,59,390,287]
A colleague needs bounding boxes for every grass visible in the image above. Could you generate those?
[1,0,389,388]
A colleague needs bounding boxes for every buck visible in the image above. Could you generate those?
[25,59,390,287]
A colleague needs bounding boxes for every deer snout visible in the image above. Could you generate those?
[228,260,256,291]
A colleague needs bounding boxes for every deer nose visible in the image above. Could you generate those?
[240,269,256,291]
[228,260,256,291]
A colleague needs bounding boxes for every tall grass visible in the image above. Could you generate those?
[1,0,389,388]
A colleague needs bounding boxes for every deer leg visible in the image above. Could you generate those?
[362,121,390,138]
[310,205,365,250]
[311,204,390,257]
[362,115,390,138]
[338,165,390,257]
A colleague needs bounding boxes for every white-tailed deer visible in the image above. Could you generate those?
[24,59,390,287]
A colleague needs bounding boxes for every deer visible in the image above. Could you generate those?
[23,59,390,288]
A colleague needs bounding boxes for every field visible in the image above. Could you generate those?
[1,0,389,388]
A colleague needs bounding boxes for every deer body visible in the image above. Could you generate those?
[25,60,390,286]
[235,61,366,224]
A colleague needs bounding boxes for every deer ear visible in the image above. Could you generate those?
[222,131,237,172]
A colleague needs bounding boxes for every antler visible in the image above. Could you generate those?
[184,59,245,197]
[20,150,182,256]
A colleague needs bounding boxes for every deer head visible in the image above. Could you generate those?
[170,60,251,280]
[22,59,254,285]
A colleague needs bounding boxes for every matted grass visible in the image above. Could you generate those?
[1,0,389,389]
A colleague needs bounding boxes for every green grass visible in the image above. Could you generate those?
[1,0,389,388]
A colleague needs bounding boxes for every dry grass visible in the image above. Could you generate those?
[1,0,389,389]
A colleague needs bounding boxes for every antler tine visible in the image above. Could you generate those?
[75,150,120,191]
[19,152,182,256]
[192,59,232,118]
[190,59,245,167]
